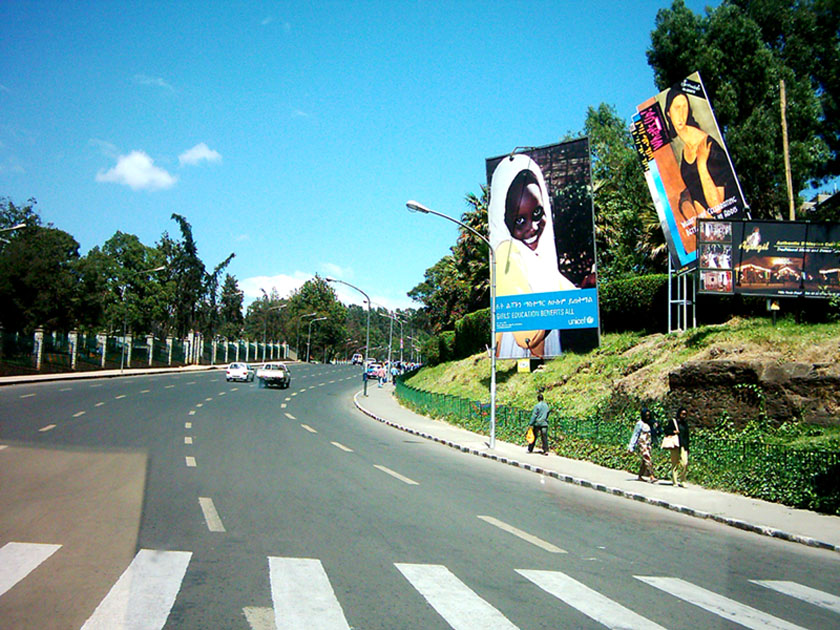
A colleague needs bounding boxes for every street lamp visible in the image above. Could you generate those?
[325,277,371,395]
[306,316,327,363]
[296,312,318,360]
[120,265,166,373]
[0,223,26,244]
[406,199,498,449]
[263,303,286,361]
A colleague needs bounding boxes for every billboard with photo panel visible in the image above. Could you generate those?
[486,139,599,359]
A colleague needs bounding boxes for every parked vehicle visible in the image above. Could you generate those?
[351,353,363,365]
[364,362,382,380]
[256,362,291,388]
[226,362,254,382]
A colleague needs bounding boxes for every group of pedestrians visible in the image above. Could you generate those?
[626,406,691,486]
[525,392,692,486]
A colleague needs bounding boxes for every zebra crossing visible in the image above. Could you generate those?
[1,541,837,629]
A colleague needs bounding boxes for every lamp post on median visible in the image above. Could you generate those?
[406,199,497,449]
[296,312,318,361]
[306,316,327,363]
[120,265,166,373]
[325,277,371,396]
[263,304,286,361]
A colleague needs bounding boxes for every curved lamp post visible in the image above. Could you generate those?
[306,316,327,363]
[325,277,371,396]
[406,200,497,449]
[296,312,318,360]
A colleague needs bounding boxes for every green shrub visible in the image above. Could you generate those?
[454,308,490,359]
[599,274,669,333]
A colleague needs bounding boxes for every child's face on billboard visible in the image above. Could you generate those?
[511,183,546,250]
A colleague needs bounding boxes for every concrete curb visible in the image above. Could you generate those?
[353,392,840,553]
[0,364,221,386]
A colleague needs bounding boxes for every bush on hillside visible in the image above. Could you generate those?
[599,274,669,333]
[455,308,490,359]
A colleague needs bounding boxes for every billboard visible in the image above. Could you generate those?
[697,219,840,298]
[632,72,748,270]
[486,139,599,359]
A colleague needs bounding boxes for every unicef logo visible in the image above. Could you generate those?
[586,316,595,325]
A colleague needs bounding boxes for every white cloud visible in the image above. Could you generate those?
[321,262,352,279]
[96,150,177,191]
[261,15,274,26]
[240,272,312,301]
[292,108,311,118]
[133,74,174,92]
[179,142,222,167]
[89,138,120,159]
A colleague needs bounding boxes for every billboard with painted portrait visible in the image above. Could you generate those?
[632,72,748,270]
[486,139,599,359]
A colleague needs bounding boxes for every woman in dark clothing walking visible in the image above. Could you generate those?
[664,407,690,486]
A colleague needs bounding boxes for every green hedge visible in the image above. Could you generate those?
[395,379,840,514]
[454,308,490,359]
[599,274,669,334]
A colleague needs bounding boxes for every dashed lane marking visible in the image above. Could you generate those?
[185,437,193,445]
[185,422,192,429]
[73,411,85,417]
[141,389,150,393]
[189,410,196,415]
[300,424,317,434]
[20,393,35,399]
[95,402,104,407]
[331,442,353,453]
[477,516,566,554]
[185,456,196,467]
[39,424,56,432]
[198,497,226,533]
[374,464,418,486]
[284,413,296,420]
[115,395,126,400]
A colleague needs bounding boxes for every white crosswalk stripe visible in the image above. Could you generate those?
[3,544,837,629]
[637,576,809,630]
[268,556,351,629]
[80,549,192,630]
[396,563,520,629]
[518,569,666,629]
[751,580,840,615]
[0,542,61,597]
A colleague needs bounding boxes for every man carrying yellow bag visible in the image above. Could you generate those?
[527,393,550,455]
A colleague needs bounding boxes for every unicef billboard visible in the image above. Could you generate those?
[486,139,599,359]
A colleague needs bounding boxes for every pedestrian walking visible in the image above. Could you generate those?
[663,407,690,486]
[627,408,658,483]
[527,393,550,455]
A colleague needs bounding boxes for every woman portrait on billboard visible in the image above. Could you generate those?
[664,84,737,218]
[489,154,576,358]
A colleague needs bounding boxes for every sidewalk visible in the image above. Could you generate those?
[0,363,220,386]
[354,383,840,553]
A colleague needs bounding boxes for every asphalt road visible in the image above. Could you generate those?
[1,364,839,629]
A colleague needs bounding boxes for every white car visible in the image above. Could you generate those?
[226,362,254,382]
[256,362,291,388]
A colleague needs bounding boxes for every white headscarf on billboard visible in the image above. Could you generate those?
[488,154,576,358]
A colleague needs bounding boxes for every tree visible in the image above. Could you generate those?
[0,225,82,332]
[158,214,206,337]
[584,104,667,279]
[218,274,245,340]
[647,0,839,217]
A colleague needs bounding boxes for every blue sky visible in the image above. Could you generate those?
[2,0,726,311]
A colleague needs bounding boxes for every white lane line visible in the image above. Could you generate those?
[396,563,519,630]
[60,387,72,391]
[205,397,213,401]
[218,391,226,396]
[331,442,354,453]
[196,403,203,408]
[185,456,196,467]
[285,413,296,420]
[165,384,174,389]
[198,497,226,532]
[185,422,192,429]
[0,542,62,597]
[187,381,196,385]
[185,437,193,445]
[521,570,665,630]
[115,394,126,400]
[477,516,565,554]
[20,393,35,399]
[284,397,291,402]
[281,403,287,409]
[751,580,840,614]
[291,392,298,397]
[231,387,239,391]
[269,557,351,630]
[243,606,275,630]
[300,424,317,433]
[40,424,56,432]
[188,410,196,416]
[90,384,102,388]
[80,549,192,630]
[73,411,86,417]
[637,576,808,630]
[95,402,105,407]
[374,464,419,486]
[0,445,7,451]
[141,389,150,393]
